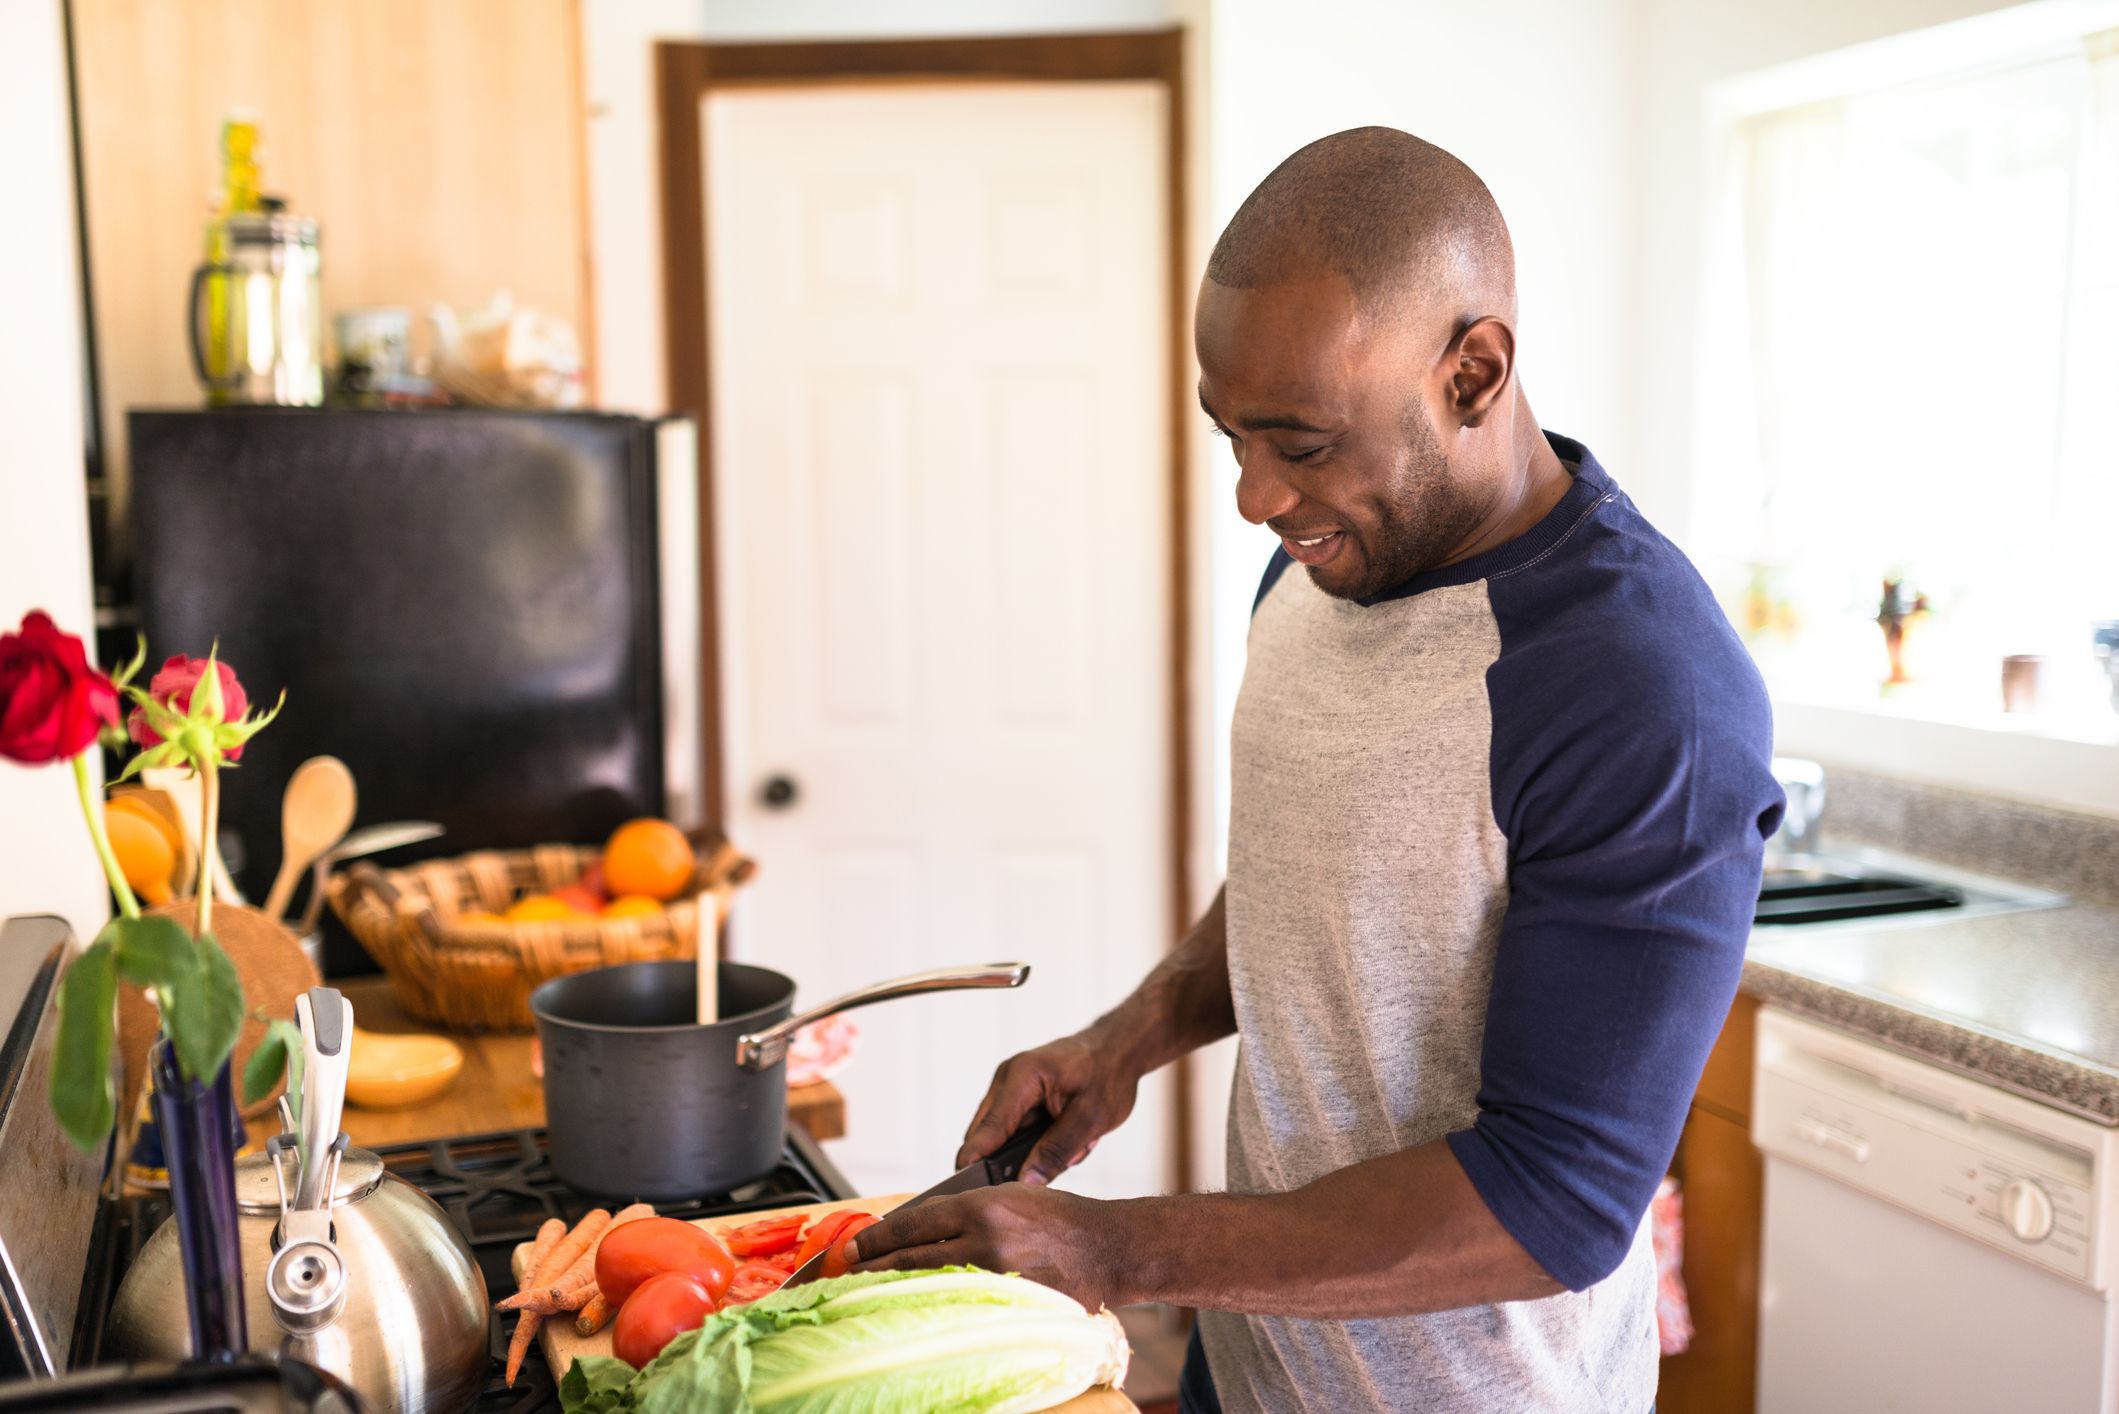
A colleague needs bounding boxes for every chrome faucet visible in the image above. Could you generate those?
[1770,758,1825,859]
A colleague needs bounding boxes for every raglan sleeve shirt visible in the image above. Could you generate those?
[1442,550,1785,1292]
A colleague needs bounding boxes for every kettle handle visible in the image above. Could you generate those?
[292,987,354,1211]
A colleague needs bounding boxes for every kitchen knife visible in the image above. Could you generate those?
[778,1105,1055,1289]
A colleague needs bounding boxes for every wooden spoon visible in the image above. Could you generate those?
[261,756,358,923]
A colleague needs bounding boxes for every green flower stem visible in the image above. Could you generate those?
[196,757,220,939]
[72,753,140,921]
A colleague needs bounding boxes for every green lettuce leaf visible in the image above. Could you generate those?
[561,1267,1127,1414]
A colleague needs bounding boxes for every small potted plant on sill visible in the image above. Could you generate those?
[0,609,293,1359]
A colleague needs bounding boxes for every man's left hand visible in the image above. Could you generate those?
[845,1185,1136,1311]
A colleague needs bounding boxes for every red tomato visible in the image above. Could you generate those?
[722,1214,804,1259]
[596,1217,735,1307]
[794,1210,879,1279]
[612,1272,715,1368]
[756,1248,801,1275]
[721,1262,787,1307]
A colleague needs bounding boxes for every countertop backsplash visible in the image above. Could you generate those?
[1807,763,2119,906]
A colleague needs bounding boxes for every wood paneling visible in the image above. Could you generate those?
[1660,1104,1764,1413]
[1660,993,1764,1413]
[70,0,592,525]
[1695,989,1758,1124]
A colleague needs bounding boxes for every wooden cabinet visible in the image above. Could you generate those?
[1658,991,1763,1414]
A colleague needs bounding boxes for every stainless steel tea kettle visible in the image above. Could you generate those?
[107,989,488,1414]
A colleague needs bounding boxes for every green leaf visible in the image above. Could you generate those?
[560,1357,641,1414]
[191,647,226,724]
[115,741,185,782]
[241,1024,286,1107]
[105,915,198,989]
[242,1017,306,1108]
[165,932,245,1084]
[50,941,118,1152]
[110,634,148,691]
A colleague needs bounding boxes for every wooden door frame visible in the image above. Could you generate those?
[655,29,1195,1190]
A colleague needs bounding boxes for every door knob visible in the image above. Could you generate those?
[760,774,799,809]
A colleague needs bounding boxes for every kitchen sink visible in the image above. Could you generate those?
[1753,849,2066,928]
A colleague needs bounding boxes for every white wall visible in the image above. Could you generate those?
[0,1,110,946]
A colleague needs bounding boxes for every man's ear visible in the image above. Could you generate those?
[1442,316,1515,429]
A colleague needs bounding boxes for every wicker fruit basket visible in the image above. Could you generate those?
[331,833,754,1032]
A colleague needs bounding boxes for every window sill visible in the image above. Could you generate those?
[1771,694,2119,820]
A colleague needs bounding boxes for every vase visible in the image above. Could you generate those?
[148,1037,247,1358]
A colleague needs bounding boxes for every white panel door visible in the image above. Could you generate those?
[706,82,1172,1200]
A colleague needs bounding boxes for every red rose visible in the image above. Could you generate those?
[0,611,120,765]
[129,655,253,760]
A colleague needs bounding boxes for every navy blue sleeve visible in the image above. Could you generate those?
[1444,518,1783,1291]
[1253,546,1295,615]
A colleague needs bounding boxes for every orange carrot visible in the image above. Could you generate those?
[575,1291,613,1337]
[540,1208,611,1283]
[500,1266,600,1316]
[503,1213,597,1384]
[521,1219,565,1284]
[505,1311,542,1386]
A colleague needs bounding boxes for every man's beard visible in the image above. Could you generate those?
[1308,405,1488,601]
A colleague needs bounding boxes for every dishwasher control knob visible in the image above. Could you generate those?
[2001,1178,2055,1242]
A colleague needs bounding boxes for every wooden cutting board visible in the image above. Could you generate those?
[513,1193,1136,1412]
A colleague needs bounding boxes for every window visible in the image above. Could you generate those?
[1695,25,2119,739]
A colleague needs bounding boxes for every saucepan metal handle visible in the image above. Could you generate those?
[735,963,1029,1072]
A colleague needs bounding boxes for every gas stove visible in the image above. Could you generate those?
[69,1125,857,1413]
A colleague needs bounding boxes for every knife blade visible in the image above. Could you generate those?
[778,1105,1055,1289]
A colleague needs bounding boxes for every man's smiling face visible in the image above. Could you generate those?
[1195,272,1486,601]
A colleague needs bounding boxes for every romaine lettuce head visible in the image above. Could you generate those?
[560,1266,1130,1414]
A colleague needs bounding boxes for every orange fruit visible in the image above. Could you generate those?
[602,895,663,920]
[506,894,586,923]
[455,910,506,927]
[105,807,175,906]
[602,819,695,902]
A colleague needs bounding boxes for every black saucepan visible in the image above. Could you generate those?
[529,959,1028,1199]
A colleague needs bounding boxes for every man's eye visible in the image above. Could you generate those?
[1283,446,1328,464]
[1205,420,1230,438]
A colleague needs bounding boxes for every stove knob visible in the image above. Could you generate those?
[2001,1177,2054,1243]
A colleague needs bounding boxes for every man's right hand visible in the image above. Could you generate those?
[957,1032,1142,1186]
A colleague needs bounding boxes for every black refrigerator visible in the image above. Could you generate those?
[127,407,698,974]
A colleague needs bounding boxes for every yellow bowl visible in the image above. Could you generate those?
[346,1027,464,1111]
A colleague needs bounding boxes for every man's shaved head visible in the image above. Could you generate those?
[1197,128,1567,602]
[1206,127,1515,334]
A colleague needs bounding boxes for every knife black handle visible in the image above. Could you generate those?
[982,1105,1056,1184]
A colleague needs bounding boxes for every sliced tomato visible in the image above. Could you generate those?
[721,1261,788,1308]
[722,1214,805,1259]
[793,1209,880,1279]
[756,1248,801,1275]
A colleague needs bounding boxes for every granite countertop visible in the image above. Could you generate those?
[1743,900,2119,1124]
[1735,764,2119,1123]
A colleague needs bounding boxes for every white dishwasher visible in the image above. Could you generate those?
[1753,1008,2118,1412]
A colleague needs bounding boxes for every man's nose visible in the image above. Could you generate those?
[1233,450,1300,527]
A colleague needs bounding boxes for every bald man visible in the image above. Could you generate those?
[850,128,1782,1414]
